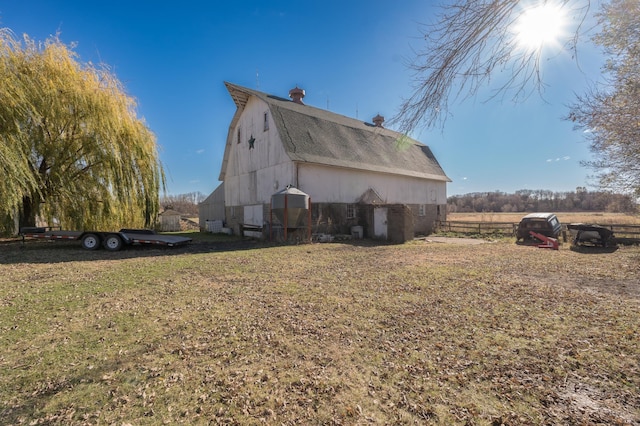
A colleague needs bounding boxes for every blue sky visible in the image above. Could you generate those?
[1,0,604,197]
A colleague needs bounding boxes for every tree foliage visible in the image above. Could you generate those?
[0,29,164,232]
[392,0,591,133]
[568,0,640,196]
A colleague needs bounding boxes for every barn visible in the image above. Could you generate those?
[205,82,450,241]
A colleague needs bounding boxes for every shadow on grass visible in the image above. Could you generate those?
[1,343,158,424]
[0,237,262,265]
[569,245,620,254]
[0,233,380,265]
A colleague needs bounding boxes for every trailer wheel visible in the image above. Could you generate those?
[81,233,101,250]
[103,234,123,251]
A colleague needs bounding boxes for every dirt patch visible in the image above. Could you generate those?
[559,276,640,300]
[549,378,640,425]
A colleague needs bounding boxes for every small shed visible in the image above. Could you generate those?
[159,209,182,232]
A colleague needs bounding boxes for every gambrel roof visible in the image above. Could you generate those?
[220,82,450,182]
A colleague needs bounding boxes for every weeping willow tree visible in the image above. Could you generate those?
[0,29,164,232]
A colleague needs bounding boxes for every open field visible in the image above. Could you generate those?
[1,237,639,425]
[449,212,640,225]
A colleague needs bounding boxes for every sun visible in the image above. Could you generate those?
[514,2,566,51]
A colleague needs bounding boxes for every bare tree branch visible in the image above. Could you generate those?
[391,0,592,134]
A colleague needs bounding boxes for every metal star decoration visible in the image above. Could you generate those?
[248,135,255,149]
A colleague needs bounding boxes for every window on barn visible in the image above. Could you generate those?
[237,127,241,144]
[346,203,356,219]
[263,112,269,131]
[418,204,426,216]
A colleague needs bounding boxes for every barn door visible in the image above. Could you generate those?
[373,207,388,239]
[243,204,263,227]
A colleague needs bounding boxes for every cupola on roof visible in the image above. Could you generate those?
[289,86,305,104]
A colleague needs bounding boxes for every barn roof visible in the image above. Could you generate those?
[159,209,181,216]
[199,182,224,206]
[221,82,450,182]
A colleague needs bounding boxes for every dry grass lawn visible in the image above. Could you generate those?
[1,237,639,425]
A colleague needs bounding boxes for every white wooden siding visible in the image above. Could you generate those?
[225,163,296,206]
[227,97,290,176]
[225,97,296,206]
[243,204,264,227]
[199,183,225,224]
[297,163,447,205]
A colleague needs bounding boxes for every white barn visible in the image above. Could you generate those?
[213,82,450,241]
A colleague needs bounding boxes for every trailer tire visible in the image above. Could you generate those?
[81,233,101,250]
[103,234,123,251]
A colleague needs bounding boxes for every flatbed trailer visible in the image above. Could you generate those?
[20,227,192,251]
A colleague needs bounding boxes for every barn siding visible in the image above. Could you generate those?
[297,163,447,205]
[224,97,295,207]
[199,183,226,229]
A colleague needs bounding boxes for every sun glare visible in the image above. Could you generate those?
[514,2,566,51]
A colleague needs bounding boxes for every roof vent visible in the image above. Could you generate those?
[289,86,305,104]
[372,114,385,127]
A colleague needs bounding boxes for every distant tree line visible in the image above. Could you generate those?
[448,188,638,214]
[160,192,206,216]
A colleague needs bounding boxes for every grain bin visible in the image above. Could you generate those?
[271,186,309,228]
[270,186,311,242]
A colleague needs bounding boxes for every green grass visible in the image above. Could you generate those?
[1,238,639,425]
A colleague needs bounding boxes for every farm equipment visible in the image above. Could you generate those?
[528,231,559,250]
[567,223,616,248]
[20,227,192,251]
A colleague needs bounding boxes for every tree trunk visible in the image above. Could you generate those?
[19,195,37,229]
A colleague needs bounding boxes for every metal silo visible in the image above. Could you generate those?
[270,186,311,241]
